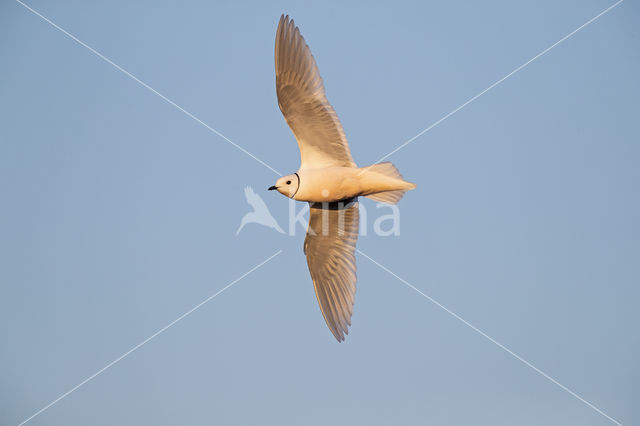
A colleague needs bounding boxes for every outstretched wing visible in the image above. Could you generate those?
[304,200,359,341]
[275,15,356,170]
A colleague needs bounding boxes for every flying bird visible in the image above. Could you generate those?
[237,186,284,235]
[269,15,416,341]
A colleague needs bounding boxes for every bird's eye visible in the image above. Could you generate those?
[286,180,291,185]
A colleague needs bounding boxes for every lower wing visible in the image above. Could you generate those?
[303,199,359,341]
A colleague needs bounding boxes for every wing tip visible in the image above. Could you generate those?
[331,327,347,342]
[277,13,294,32]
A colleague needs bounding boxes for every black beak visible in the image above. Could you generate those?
[268,186,277,191]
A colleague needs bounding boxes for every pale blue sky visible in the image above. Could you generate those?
[1,1,638,425]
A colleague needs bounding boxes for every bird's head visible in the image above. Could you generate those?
[269,173,299,198]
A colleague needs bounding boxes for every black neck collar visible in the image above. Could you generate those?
[291,172,300,199]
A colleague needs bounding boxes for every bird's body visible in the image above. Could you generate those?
[293,166,415,203]
[269,15,416,341]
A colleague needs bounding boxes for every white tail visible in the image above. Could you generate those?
[361,162,416,205]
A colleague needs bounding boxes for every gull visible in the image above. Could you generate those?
[269,15,416,341]
[237,186,284,235]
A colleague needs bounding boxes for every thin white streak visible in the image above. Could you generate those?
[16,250,283,426]
[367,0,624,169]
[357,249,622,426]
[14,0,281,176]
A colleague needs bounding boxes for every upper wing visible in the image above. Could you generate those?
[275,15,356,170]
[304,200,359,341]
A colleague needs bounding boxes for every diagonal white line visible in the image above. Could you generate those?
[357,249,622,426]
[15,250,283,426]
[14,0,281,176]
[366,0,624,169]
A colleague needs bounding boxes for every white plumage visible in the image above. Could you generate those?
[270,15,416,341]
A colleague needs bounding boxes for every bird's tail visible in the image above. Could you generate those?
[361,162,416,205]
